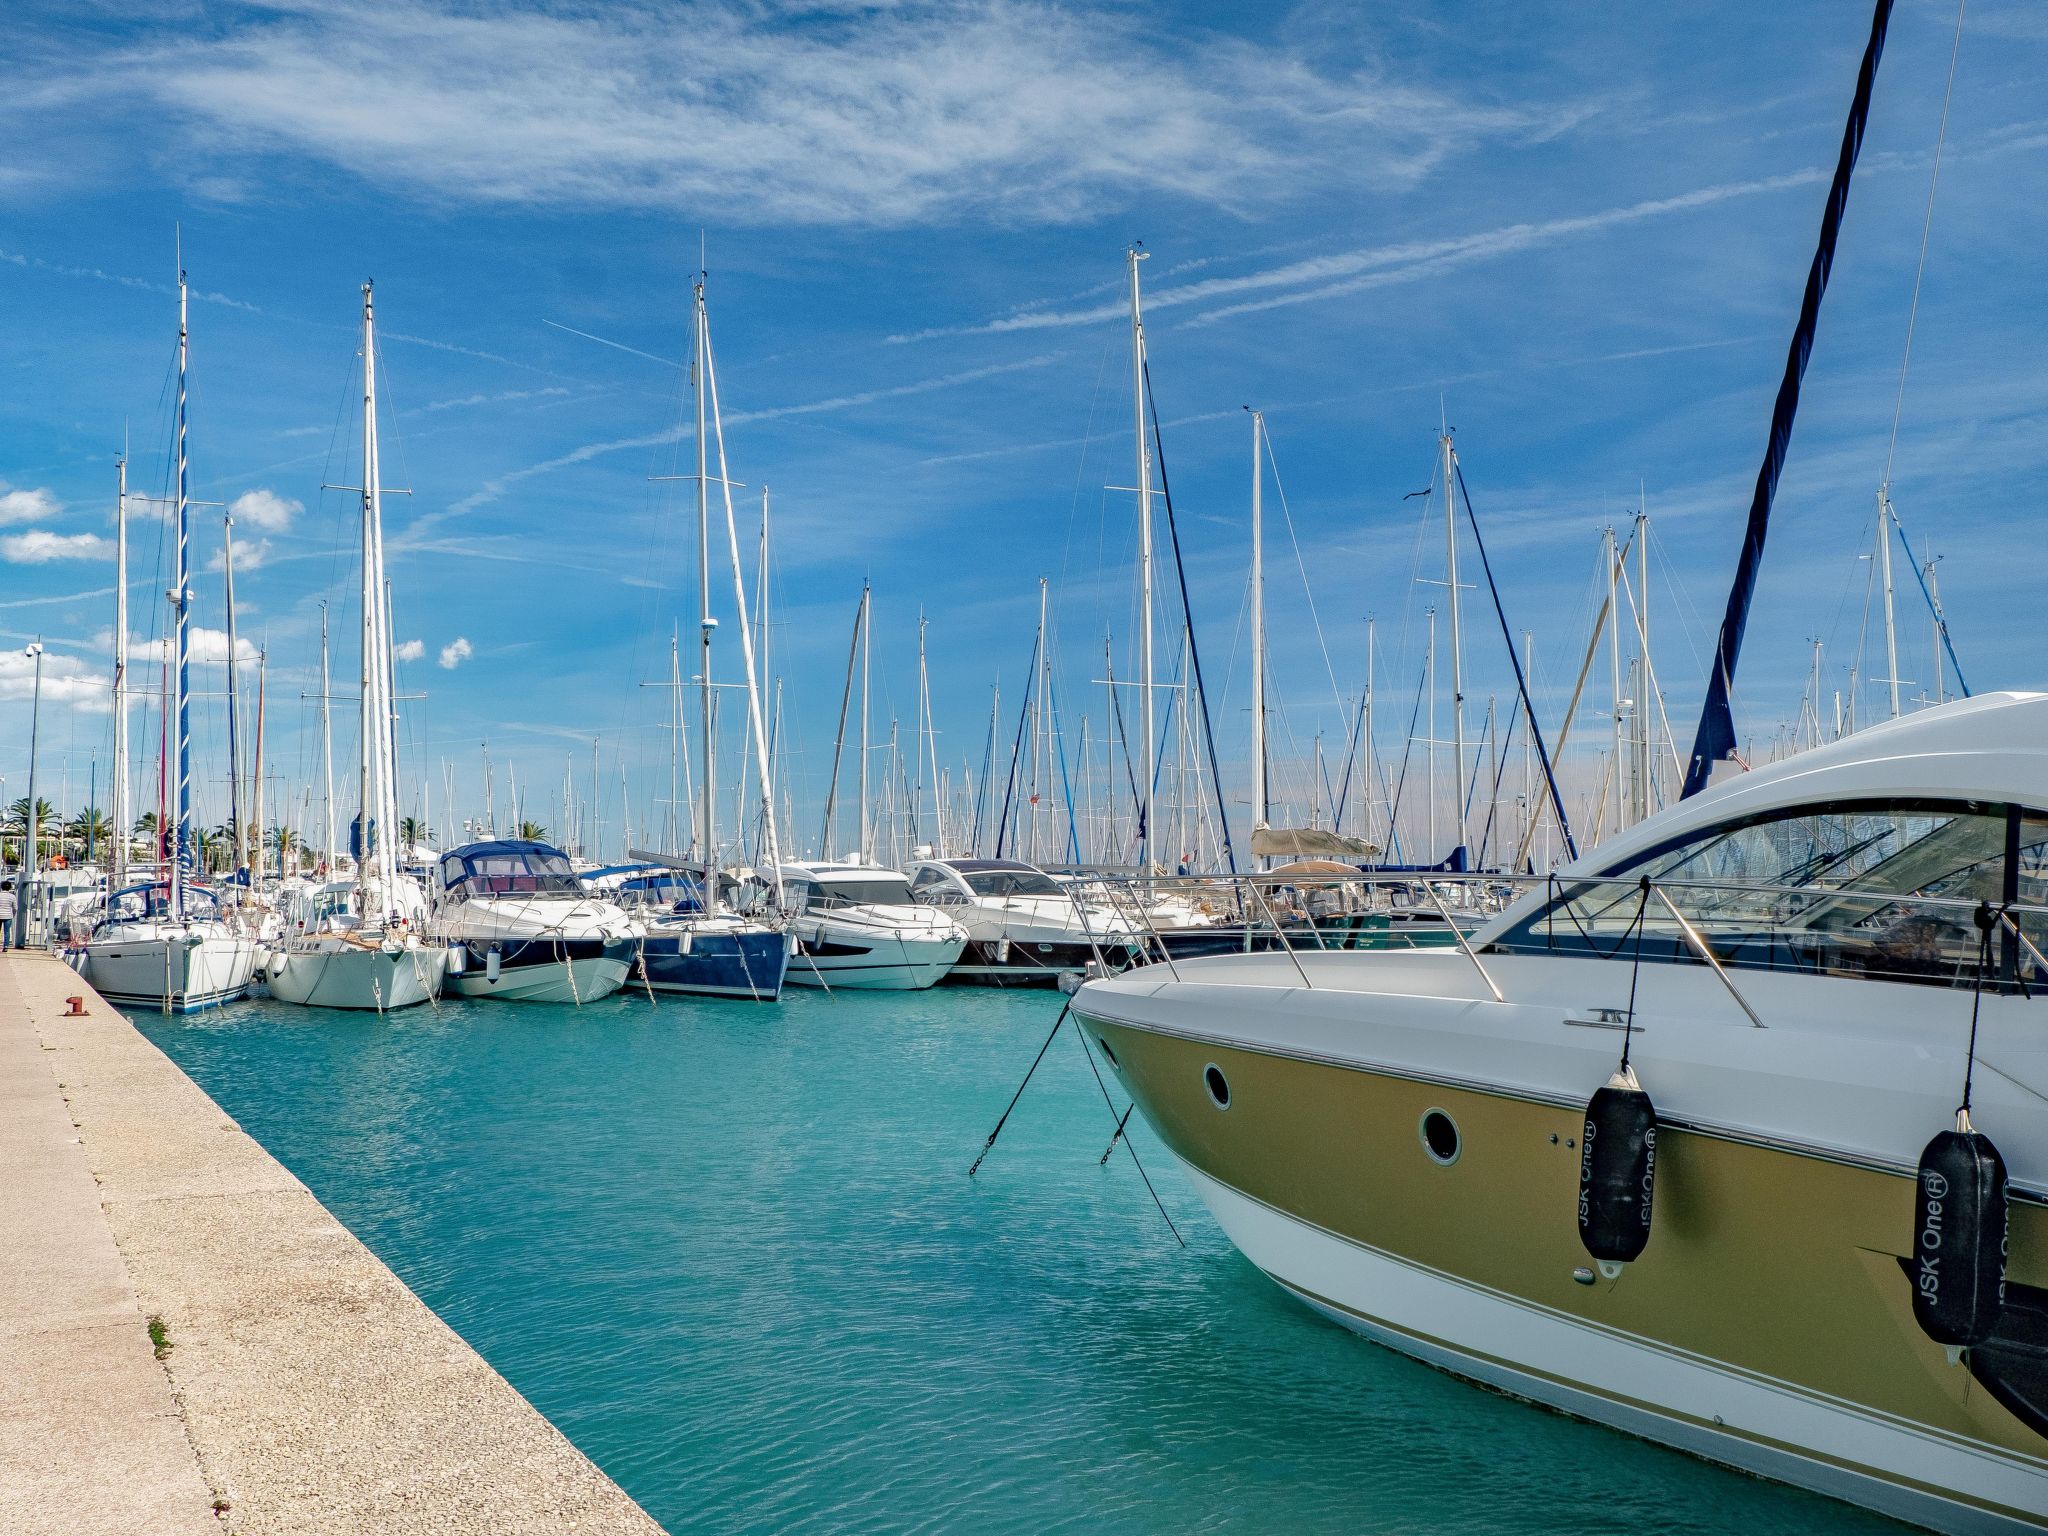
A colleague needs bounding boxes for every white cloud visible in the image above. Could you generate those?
[207,537,272,572]
[422,386,571,412]
[438,636,472,669]
[0,486,61,526]
[0,646,109,710]
[93,2,1572,226]
[394,638,425,662]
[228,487,300,531]
[2,529,113,563]
[130,627,262,665]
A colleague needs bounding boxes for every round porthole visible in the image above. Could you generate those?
[1097,1036,1119,1070]
[1203,1063,1231,1110]
[1419,1108,1460,1166]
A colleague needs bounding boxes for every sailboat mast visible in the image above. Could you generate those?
[319,604,335,870]
[1128,246,1155,873]
[693,276,718,905]
[859,581,871,862]
[1878,490,1901,718]
[669,627,682,852]
[919,612,943,856]
[1249,410,1267,859]
[1363,617,1376,851]
[357,282,382,906]
[1441,424,1467,860]
[172,262,192,920]
[224,501,245,876]
[252,650,265,885]
[1605,525,1624,836]
[111,451,129,892]
[1636,505,1652,812]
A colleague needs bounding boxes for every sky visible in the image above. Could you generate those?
[2,0,2044,866]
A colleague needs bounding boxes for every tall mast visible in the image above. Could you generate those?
[1636,505,1651,814]
[1926,551,1945,705]
[1034,578,1049,861]
[919,611,943,856]
[1441,421,1467,860]
[251,649,266,885]
[1128,246,1155,873]
[669,626,683,852]
[1362,618,1376,852]
[858,581,871,862]
[1877,490,1901,718]
[1425,607,1437,859]
[1249,410,1268,858]
[358,282,385,907]
[171,260,192,919]
[319,604,335,869]
[111,450,129,891]
[1605,525,1624,836]
[692,275,718,904]
[223,498,245,877]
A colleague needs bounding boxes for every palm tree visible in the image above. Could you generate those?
[270,825,300,871]
[133,811,162,860]
[192,824,218,874]
[517,820,548,842]
[66,808,112,858]
[399,814,431,849]
[4,797,61,864]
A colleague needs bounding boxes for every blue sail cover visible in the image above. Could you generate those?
[1682,0,1894,798]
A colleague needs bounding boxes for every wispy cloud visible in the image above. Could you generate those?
[0,646,107,709]
[422,385,572,413]
[891,169,1827,341]
[439,636,473,669]
[0,486,61,526]
[437,352,1063,518]
[0,245,260,312]
[62,1,1579,227]
[2,529,112,563]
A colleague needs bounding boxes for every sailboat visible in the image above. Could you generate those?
[624,270,789,1000]
[80,263,260,1013]
[264,283,443,1011]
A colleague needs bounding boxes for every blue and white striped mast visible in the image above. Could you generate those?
[171,260,193,922]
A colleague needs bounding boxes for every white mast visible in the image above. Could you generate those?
[357,281,400,913]
[1441,420,1467,861]
[318,604,335,869]
[1605,525,1624,837]
[111,451,130,891]
[1635,505,1652,816]
[692,275,719,905]
[1425,606,1437,859]
[223,493,245,876]
[1128,245,1155,873]
[919,612,944,857]
[858,581,871,863]
[171,258,192,920]
[1878,490,1902,718]
[698,286,784,897]
[1249,409,1268,859]
[1362,618,1376,851]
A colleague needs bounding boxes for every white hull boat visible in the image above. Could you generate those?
[81,919,260,1014]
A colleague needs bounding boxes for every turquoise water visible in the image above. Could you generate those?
[138,989,1894,1535]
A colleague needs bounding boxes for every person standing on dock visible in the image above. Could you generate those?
[0,880,16,948]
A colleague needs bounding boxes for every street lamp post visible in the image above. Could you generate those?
[20,641,45,949]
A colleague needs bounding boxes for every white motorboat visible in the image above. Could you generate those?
[777,862,966,990]
[1071,693,2048,1533]
[431,839,639,1003]
[907,857,1141,985]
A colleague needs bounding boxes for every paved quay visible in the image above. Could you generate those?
[0,950,665,1535]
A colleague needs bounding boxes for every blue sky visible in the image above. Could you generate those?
[3,0,2044,863]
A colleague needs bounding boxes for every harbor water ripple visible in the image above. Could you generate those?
[139,989,1899,1535]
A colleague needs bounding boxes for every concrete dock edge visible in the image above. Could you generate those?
[0,951,665,1535]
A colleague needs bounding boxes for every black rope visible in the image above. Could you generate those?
[1962,902,1997,1117]
[1074,1024,1184,1247]
[967,1000,1068,1176]
[1620,877,1652,1073]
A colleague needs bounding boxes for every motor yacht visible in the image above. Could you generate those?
[431,839,639,1003]
[906,857,1141,985]
[777,862,967,990]
[1070,693,2048,1534]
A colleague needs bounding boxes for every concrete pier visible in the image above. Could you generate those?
[0,951,664,1535]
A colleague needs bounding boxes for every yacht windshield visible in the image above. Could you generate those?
[813,878,916,909]
[1493,800,2047,992]
[447,849,585,897]
[963,869,1063,898]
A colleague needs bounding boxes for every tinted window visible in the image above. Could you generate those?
[814,878,916,908]
[1494,801,2046,992]
[964,869,1063,898]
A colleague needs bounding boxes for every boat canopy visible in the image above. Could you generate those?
[438,839,583,897]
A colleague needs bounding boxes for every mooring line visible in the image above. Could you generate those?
[967,1000,1069,1177]
[1072,1026,1184,1249]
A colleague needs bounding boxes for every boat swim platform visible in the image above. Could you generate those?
[0,950,664,1535]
